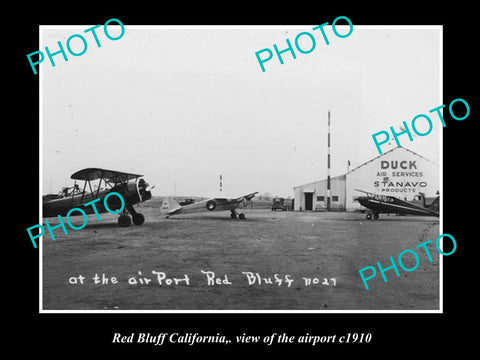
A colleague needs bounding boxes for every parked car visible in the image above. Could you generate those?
[272,197,286,211]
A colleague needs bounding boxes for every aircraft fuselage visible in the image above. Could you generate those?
[43,182,150,218]
[357,194,439,219]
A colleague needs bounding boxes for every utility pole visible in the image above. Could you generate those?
[327,110,331,211]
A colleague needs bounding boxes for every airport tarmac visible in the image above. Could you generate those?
[42,202,440,311]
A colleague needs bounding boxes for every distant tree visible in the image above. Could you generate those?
[261,192,272,200]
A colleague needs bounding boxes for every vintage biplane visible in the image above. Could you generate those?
[161,192,258,219]
[43,168,153,227]
[355,189,439,220]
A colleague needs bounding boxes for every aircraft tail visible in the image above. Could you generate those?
[427,195,440,213]
[161,197,182,216]
[417,192,427,207]
[417,192,440,212]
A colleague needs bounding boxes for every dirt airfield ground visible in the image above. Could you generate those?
[42,198,440,311]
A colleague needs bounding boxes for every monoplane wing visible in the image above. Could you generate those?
[354,189,370,195]
[232,192,259,202]
[354,189,377,196]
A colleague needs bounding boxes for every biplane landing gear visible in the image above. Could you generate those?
[132,213,145,226]
[366,212,379,220]
[127,204,145,226]
[118,214,131,227]
[118,204,145,227]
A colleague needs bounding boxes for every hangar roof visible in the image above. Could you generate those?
[293,174,346,190]
[346,146,437,175]
[293,146,437,190]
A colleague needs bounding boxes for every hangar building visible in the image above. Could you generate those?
[293,147,439,212]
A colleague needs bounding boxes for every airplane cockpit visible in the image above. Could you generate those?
[58,184,83,198]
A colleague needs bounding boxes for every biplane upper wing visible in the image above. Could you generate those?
[70,168,143,183]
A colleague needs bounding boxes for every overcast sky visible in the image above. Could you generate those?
[41,25,441,198]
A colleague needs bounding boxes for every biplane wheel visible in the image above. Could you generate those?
[132,213,145,225]
[239,213,246,220]
[118,214,131,227]
[366,214,372,220]
[373,213,379,220]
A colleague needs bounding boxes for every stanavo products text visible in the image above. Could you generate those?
[374,181,427,188]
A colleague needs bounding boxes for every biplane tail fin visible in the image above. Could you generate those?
[161,197,183,216]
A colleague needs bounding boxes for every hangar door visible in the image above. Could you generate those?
[304,189,314,211]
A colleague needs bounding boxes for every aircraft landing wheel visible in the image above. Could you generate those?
[239,213,246,220]
[366,214,372,220]
[230,212,237,219]
[132,213,145,225]
[118,214,131,227]
[206,200,216,211]
[373,213,379,220]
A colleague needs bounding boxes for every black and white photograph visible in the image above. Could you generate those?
[15,4,475,355]
[39,24,442,311]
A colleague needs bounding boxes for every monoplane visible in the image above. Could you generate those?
[43,168,153,226]
[355,189,439,220]
[161,192,258,219]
